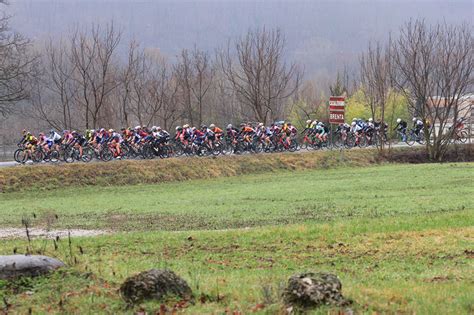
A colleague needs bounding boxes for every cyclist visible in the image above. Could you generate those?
[71,131,86,158]
[201,125,215,148]
[18,129,30,147]
[62,130,74,147]
[174,126,183,142]
[109,129,122,158]
[49,129,62,150]
[302,120,314,135]
[350,121,363,136]
[22,132,38,161]
[156,126,170,143]
[412,117,424,137]
[365,118,375,142]
[315,122,327,142]
[209,124,223,141]
[394,118,408,141]
[38,132,52,152]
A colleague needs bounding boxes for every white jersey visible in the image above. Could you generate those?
[50,132,61,141]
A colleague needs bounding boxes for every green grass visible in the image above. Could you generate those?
[1,163,473,231]
[0,162,473,314]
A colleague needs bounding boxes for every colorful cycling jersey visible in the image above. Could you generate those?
[49,131,62,142]
[414,120,424,128]
[351,124,363,133]
[242,126,254,134]
[315,124,325,134]
[212,127,223,134]
[289,126,297,135]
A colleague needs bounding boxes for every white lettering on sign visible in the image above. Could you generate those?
[329,113,345,120]
[329,101,345,106]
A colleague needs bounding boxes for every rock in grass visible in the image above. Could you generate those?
[120,269,192,304]
[0,255,65,280]
[282,272,352,310]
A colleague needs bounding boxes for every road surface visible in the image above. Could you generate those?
[0,141,433,169]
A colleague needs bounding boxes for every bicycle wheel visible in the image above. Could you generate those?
[357,136,367,148]
[81,151,92,162]
[458,130,468,143]
[158,146,170,159]
[14,149,24,163]
[32,149,44,163]
[16,149,28,163]
[119,145,130,159]
[100,147,114,161]
[211,142,223,156]
[49,150,60,163]
[64,148,75,163]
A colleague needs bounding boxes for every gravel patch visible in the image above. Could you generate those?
[0,228,109,239]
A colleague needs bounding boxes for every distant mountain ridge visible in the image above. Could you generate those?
[5,0,473,79]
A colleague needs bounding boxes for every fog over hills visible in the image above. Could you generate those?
[5,0,474,80]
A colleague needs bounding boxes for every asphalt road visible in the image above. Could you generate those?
[0,141,433,169]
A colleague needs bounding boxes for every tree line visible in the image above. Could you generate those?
[0,4,472,160]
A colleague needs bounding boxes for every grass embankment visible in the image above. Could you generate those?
[0,158,473,313]
[1,144,472,193]
[0,163,473,231]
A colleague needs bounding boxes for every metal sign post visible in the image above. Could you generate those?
[329,96,346,148]
[329,96,346,124]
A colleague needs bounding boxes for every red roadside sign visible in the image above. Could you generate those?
[329,96,345,124]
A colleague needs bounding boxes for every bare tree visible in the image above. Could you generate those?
[289,79,328,127]
[0,11,36,116]
[30,39,79,130]
[391,20,473,160]
[174,47,214,126]
[219,28,301,124]
[115,41,141,126]
[71,23,121,128]
[360,41,392,149]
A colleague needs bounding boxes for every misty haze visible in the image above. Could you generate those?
[0,2,473,313]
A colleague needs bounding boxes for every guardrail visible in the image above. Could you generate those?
[0,145,16,162]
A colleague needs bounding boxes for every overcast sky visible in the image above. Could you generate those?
[5,0,473,79]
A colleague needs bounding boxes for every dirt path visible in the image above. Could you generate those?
[0,228,109,239]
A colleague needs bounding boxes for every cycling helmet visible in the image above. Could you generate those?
[209,124,215,129]
[22,129,27,134]
[109,129,114,133]
[134,125,141,130]
[201,125,207,130]
[183,124,189,129]
[226,124,233,129]
[352,118,357,121]
[306,119,312,124]
[175,126,181,131]
[156,126,162,131]
[49,129,55,134]
[396,118,401,123]
[368,118,373,122]
[90,129,95,133]
[351,122,356,126]
[412,117,417,122]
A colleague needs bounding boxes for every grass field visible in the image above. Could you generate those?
[0,162,473,314]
